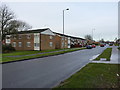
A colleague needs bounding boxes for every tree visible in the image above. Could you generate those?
[0,4,14,40]
[15,20,32,31]
[5,20,32,33]
[0,4,32,40]
[84,35,93,40]
[99,38,104,43]
[114,38,117,42]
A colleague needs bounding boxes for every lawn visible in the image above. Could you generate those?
[3,49,63,56]
[2,48,85,63]
[94,48,112,61]
[55,63,120,88]
[118,47,120,50]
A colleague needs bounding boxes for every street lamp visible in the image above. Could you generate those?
[63,8,69,50]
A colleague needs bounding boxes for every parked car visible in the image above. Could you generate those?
[100,44,104,47]
[92,45,96,48]
[109,43,113,46]
[86,45,92,49]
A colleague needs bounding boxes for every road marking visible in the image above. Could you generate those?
[89,54,100,61]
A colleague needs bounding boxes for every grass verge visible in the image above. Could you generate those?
[118,47,120,50]
[94,48,112,61]
[3,48,66,56]
[54,63,120,88]
[2,48,85,63]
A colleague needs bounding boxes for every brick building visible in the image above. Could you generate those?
[54,32,70,49]
[69,36,87,48]
[54,32,87,48]
[5,28,87,51]
[5,28,55,50]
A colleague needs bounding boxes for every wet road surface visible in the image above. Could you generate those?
[2,46,107,88]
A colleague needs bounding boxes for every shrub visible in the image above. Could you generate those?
[2,44,15,53]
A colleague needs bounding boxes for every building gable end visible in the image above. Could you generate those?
[41,29,55,36]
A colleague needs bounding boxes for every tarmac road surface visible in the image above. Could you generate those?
[2,46,107,88]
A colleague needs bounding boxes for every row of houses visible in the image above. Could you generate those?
[5,28,88,51]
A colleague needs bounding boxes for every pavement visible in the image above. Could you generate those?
[91,46,120,64]
[2,46,107,88]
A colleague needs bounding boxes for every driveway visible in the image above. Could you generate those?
[2,46,107,88]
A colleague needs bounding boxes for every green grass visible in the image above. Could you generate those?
[3,49,64,56]
[0,54,2,63]
[94,48,112,61]
[2,48,85,63]
[118,47,120,50]
[54,63,120,88]
[114,43,119,46]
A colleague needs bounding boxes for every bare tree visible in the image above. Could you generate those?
[0,4,32,40]
[5,20,32,33]
[99,38,104,43]
[0,4,14,40]
[16,20,32,31]
[84,35,93,40]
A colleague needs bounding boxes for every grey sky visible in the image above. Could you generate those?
[1,1,118,41]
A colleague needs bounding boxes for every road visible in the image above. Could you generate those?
[2,46,108,88]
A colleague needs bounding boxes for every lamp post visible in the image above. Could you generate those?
[63,8,69,50]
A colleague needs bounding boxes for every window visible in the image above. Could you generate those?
[49,36,53,39]
[65,42,67,47]
[62,42,64,47]
[26,42,31,47]
[6,35,11,44]
[18,42,22,47]
[6,39,10,43]
[27,34,31,39]
[62,37,64,41]
[13,42,16,47]
[65,37,67,41]
[19,35,22,39]
[68,43,70,46]
[49,42,53,47]
[34,43,39,47]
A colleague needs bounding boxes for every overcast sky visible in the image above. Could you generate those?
[1,1,118,41]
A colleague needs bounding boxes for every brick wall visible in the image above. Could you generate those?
[10,34,34,51]
[40,34,55,50]
[55,35,62,49]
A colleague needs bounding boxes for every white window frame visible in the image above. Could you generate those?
[49,42,53,47]
[65,37,67,41]
[27,42,31,47]
[6,35,11,44]
[34,43,39,47]
[65,42,67,47]
[18,42,22,47]
[13,42,16,47]
[62,37,64,41]
[62,42,64,47]
[6,39,10,43]
[49,35,53,39]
